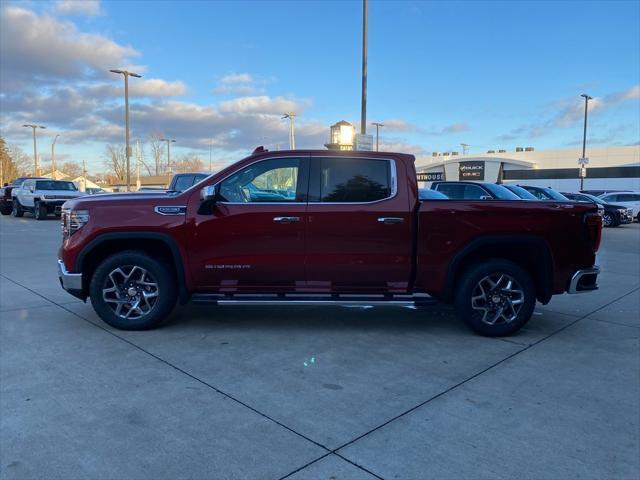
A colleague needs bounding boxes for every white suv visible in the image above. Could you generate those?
[12,179,85,220]
[599,192,640,222]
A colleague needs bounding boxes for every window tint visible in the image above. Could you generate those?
[434,183,489,200]
[35,180,77,191]
[318,157,391,202]
[618,194,640,202]
[192,174,208,185]
[218,158,300,203]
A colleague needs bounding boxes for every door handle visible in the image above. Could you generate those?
[273,216,300,223]
[377,217,404,224]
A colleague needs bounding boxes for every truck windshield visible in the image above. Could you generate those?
[35,181,77,191]
[483,184,521,200]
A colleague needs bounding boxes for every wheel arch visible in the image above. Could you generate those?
[77,232,190,304]
[443,234,555,304]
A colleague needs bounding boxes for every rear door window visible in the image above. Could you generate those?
[312,157,392,203]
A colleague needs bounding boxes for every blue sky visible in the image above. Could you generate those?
[1,0,638,173]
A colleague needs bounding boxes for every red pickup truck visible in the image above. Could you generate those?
[58,149,602,336]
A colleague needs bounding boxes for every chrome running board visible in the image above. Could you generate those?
[191,293,438,307]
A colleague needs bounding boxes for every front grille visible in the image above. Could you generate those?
[45,195,75,200]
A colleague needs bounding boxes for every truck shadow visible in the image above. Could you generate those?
[163,303,468,335]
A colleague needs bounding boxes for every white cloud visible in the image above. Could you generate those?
[55,0,102,16]
[213,73,268,96]
[219,95,305,115]
[0,6,139,89]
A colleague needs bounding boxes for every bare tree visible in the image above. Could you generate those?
[1,140,31,183]
[60,161,83,178]
[103,144,126,181]
[149,133,165,175]
[173,153,205,173]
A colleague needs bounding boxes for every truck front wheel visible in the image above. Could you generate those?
[12,200,24,217]
[90,251,177,330]
[34,201,47,220]
[454,259,535,337]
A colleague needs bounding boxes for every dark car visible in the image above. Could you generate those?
[431,181,521,200]
[168,172,211,193]
[418,188,449,200]
[563,192,633,227]
[0,177,46,215]
[518,185,570,201]
[501,184,539,200]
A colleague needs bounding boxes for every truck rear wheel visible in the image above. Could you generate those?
[90,251,177,330]
[454,259,535,337]
[0,205,11,215]
[12,200,24,217]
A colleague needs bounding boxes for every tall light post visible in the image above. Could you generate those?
[579,93,593,191]
[110,69,142,191]
[282,113,296,150]
[371,122,383,151]
[51,134,60,176]
[22,124,46,176]
[360,0,368,135]
[160,138,175,173]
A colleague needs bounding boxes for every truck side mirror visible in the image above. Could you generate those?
[198,185,217,215]
[200,185,216,202]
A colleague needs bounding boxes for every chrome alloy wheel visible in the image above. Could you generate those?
[102,265,159,320]
[471,273,525,325]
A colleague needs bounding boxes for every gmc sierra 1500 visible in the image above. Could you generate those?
[58,149,602,336]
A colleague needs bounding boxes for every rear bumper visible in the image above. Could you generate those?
[57,259,84,300]
[568,266,600,294]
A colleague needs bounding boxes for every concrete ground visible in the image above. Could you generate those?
[1,213,638,480]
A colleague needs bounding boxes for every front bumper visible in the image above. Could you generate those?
[568,266,600,294]
[57,259,84,299]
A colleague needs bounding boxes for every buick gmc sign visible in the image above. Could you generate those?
[459,161,485,180]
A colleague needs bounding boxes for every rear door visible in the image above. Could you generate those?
[304,155,413,293]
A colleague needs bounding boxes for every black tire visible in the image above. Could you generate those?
[12,199,24,217]
[0,205,11,215]
[90,251,177,330]
[454,259,536,337]
[602,212,614,228]
[34,201,47,220]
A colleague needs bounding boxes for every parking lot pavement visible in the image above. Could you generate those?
[1,214,639,479]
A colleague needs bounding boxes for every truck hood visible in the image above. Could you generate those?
[63,191,180,210]
[41,190,85,198]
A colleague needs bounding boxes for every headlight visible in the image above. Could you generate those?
[62,208,89,238]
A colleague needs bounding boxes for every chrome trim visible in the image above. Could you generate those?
[154,206,187,215]
[273,216,300,223]
[568,266,600,294]
[216,299,415,306]
[207,155,399,206]
[57,260,82,291]
[377,217,404,224]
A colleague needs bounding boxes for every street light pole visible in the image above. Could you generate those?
[22,124,46,176]
[160,138,176,173]
[580,93,592,191]
[209,139,213,171]
[110,69,142,191]
[361,0,368,135]
[371,122,383,151]
[282,113,296,149]
[51,134,60,176]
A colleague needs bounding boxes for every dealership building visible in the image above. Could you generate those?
[415,145,640,192]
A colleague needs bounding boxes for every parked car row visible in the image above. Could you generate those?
[424,181,639,228]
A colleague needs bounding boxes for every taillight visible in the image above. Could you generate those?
[584,212,602,253]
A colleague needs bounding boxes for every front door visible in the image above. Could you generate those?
[188,156,309,292]
[304,156,413,293]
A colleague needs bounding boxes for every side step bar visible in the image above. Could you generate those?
[191,293,438,307]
